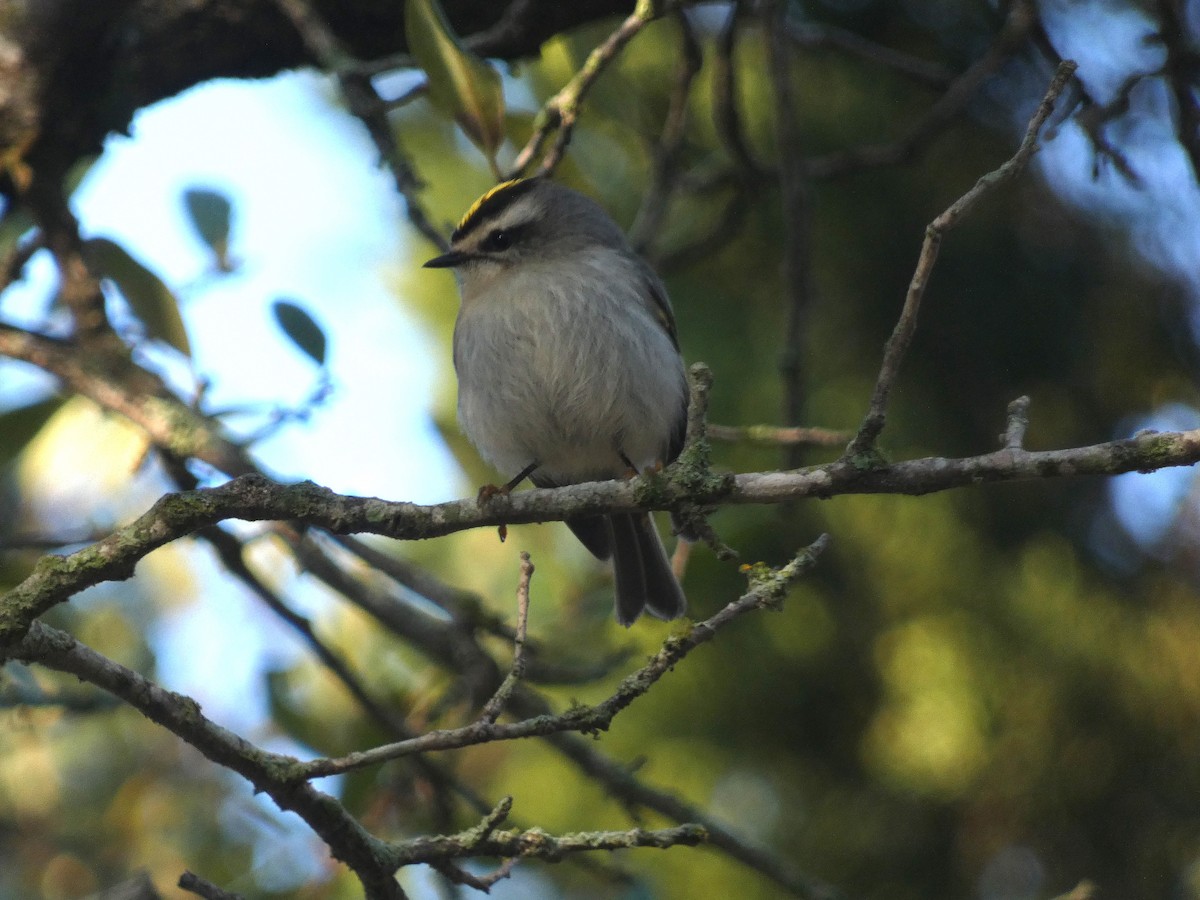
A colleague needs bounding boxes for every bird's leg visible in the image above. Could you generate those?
[618,451,639,479]
[477,460,540,503]
[477,461,540,544]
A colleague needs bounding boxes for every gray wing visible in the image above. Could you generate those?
[638,265,689,464]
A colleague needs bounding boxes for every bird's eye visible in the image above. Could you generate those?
[482,229,512,252]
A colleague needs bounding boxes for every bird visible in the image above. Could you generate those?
[424,176,689,625]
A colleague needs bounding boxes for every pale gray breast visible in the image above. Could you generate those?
[454,249,685,481]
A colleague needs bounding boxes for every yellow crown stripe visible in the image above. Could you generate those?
[457,178,528,232]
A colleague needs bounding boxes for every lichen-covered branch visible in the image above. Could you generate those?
[3,416,1195,651]
[7,545,834,896]
[7,621,407,900]
[286,538,827,779]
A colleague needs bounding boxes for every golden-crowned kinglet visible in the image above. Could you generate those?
[425,177,688,626]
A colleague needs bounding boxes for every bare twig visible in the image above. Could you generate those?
[331,534,514,635]
[708,423,851,448]
[430,857,517,893]
[629,9,703,252]
[0,323,255,476]
[804,0,1040,180]
[326,538,632,686]
[282,538,828,779]
[509,687,845,900]
[713,0,762,177]
[10,560,831,895]
[764,0,816,468]
[788,20,956,90]
[845,59,1077,458]
[1154,0,1200,184]
[197,526,415,739]
[1002,395,1032,450]
[671,362,735,555]
[477,551,534,724]
[1069,66,1151,184]
[270,0,447,251]
[284,527,505,710]
[178,871,244,900]
[23,172,111,339]
[10,622,408,900]
[389,820,708,867]
[507,0,667,177]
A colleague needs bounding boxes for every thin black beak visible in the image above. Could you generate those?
[424,250,469,269]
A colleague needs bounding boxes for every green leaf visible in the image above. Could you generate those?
[82,237,191,357]
[405,0,506,173]
[272,299,328,367]
[182,187,234,272]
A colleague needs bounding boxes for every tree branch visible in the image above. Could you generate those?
[270,0,448,251]
[508,0,668,177]
[389,820,707,867]
[7,621,407,900]
[281,538,826,779]
[846,58,1078,457]
[0,323,255,476]
[764,0,817,468]
[2,0,649,189]
[803,0,1040,180]
[4,412,1194,650]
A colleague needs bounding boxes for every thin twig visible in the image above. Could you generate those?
[1002,395,1032,450]
[629,9,702,253]
[158,460,499,827]
[845,59,1078,458]
[332,533,518,640]
[671,362,735,555]
[288,538,828,779]
[431,857,517,892]
[477,551,534,724]
[270,0,447,251]
[507,653,847,900]
[327,537,632,686]
[0,323,256,476]
[198,526,411,738]
[23,171,111,340]
[178,871,244,900]
[804,0,1040,180]
[764,0,816,468]
[788,20,956,89]
[10,622,409,899]
[708,423,851,448]
[1155,0,1200,184]
[507,0,667,177]
[713,0,762,177]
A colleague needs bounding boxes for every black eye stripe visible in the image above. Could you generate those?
[481,223,529,253]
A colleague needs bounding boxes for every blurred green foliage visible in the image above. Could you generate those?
[4,3,1200,900]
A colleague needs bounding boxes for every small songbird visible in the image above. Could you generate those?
[425,177,689,625]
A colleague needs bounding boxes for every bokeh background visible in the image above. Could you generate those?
[4,1,1200,898]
